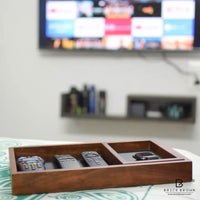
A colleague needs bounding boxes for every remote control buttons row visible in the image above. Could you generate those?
[21,162,44,170]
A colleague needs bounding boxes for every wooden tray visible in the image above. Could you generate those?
[9,140,192,195]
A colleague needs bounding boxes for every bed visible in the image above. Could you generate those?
[0,137,199,200]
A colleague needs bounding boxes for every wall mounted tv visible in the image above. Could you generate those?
[39,0,200,51]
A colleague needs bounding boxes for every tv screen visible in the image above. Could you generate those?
[39,0,200,51]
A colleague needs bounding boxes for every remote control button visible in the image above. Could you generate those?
[37,163,42,168]
[31,164,36,170]
[25,165,29,169]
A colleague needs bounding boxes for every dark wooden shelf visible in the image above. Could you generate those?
[61,113,128,121]
[61,113,195,123]
[127,95,196,123]
[61,94,196,123]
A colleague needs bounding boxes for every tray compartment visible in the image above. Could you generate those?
[12,143,123,169]
[108,140,184,164]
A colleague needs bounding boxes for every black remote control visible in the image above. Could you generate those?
[134,152,160,161]
[17,156,45,171]
[54,155,81,169]
[81,151,108,167]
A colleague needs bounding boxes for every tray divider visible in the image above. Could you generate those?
[102,143,125,164]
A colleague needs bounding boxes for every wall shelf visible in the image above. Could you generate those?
[61,113,195,123]
[61,113,127,121]
[61,94,196,123]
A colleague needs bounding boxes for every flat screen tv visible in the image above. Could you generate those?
[39,0,200,51]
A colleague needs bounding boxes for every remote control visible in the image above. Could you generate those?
[81,151,108,167]
[134,152,160,161]
[17,156,45,171]
[54,155,81,169]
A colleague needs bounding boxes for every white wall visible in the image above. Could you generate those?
[0,0,200,155]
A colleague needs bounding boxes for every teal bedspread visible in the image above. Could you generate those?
[0,137,199,200]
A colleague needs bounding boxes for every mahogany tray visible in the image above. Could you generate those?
[9,140,192,195]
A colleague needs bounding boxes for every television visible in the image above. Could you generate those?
[39,0,200,51]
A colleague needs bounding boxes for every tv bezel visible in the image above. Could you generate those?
[39,0,200,52]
